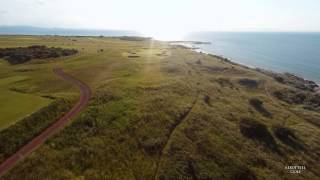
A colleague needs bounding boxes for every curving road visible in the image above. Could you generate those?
[0,68,91,177]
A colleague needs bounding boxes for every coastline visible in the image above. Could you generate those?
[170,42,320,92]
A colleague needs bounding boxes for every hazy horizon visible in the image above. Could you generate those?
[0,25,319,38]
[1,1,320,179]
[2,25,320,33]
[1,0,320,40]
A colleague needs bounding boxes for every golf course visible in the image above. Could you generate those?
[0,35,319,179]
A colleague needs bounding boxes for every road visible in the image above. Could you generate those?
[0,68,91,177]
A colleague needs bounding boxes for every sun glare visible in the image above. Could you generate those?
[142,28,187,41]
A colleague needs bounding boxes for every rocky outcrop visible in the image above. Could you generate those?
[257,69,318,92]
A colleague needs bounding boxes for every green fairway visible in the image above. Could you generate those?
[0,90,51,130]
[0,76,29,86]
[0,75,52,130]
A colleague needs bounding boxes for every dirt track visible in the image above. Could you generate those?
[0,68,91,177]
[153,94,199,180]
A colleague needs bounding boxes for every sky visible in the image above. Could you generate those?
[0,0,320,40]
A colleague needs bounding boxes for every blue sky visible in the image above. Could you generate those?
[0,0,320,39]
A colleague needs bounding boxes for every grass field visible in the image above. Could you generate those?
[0,89,51,130]
[0,35,319,179]
[0,75,52,130]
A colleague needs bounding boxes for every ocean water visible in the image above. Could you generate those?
[2,27,319,83]
[0,26,139,37]
[184,32,320,83]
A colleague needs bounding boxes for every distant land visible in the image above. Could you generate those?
[0,26,139,36]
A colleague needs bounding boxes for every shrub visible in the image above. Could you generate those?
[273,125,304,150]
[239,118,278,152]
[238,78,259,89]
[7,54,31,64]
[138,137,163,155]
[216,78,233,88]
[231,167,257,180]
[274,89,320,112]
[0,46,78,64]
[274,75,284,83]
[273,89,307,104]
[119,36,151,41]
[249,98,272,118]
[0,99,73,162]
[203,95,211,106]
[128,55,140,58]
[307,93,320,107]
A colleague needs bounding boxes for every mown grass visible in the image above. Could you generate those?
[0,90,52,130]
[0,35,319,179]
[0,75,52,130]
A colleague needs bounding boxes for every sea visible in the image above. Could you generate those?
[1,26,319,83]
[0,26,139,37]
[184,32,320,83]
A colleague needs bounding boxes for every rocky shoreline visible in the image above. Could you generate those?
[256,69,319,92]
[169,41,211,45]
[172,42,320,113]
[171,42,319,93]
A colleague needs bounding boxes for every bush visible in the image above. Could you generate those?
[274,75,284,83]
[274,90,320,127]
[273,89,320,109]
[238,78,259,89]
[231,167,257,180]
[119,36,151,41]
[216,78,233,88]
[307,93,320,107]
[0,99,73,162]
[239,118,278,152]
[249,98,272,118]
[0,46,78,64]
[7,54,31,64]
[203,95,211,106]
[273,125,304,150]
[138,137,163,155]
[128,55,140,58]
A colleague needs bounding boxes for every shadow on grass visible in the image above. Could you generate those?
[273,125,304,150]
[240,118,279,153]
[238,78,259,89]
[249,98,272,118]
